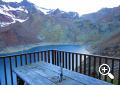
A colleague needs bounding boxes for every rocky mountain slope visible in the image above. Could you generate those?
[0,0,79,46]
[91,32,120,57]
[81,6,120,57]
[81,6,120,23]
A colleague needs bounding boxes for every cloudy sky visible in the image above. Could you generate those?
[3,0,120,15]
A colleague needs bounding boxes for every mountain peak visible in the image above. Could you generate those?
[23,0,28,2]
[0,0,29,28]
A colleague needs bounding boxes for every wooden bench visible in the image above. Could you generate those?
[13,62,113,85]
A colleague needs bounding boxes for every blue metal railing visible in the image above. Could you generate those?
[0,50,120,85]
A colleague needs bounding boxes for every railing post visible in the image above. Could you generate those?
[44,51,47,62]
[104,58,108,81]
[20,55,23,66]
[33,53,36,62]
[88,55,91,76]
[84,55,86,74]
[57,51,59,66]
[52,50,55,64]
[30,53,32,64]
[0,79,1,85]
[111,59,114,83]
[37,52,40,62]
[41,52,43,61]
[60,51,62,66]
[68,52,71,70]
[72,53,74,71]
[54,50,56,65]
[9,57,13,85]
[14,56,18,85]
[25,54,27,65]
[48,50,50,63]
[62,51,64,68]
[98,57,102,79]
[3,58,7,85]
[118,60,120,85]
[15,56,18,67]
[79,54,82,73]
[75,53,78,72]
[93,56,96,78]
[65,52,67,69]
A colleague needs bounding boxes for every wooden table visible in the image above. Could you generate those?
[13,62,113,85]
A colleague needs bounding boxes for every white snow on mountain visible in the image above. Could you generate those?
[0,6,13,17]
[0,5,28,27]
[35,6,52,14]
[35,6,65,15]
[0,5,28,13]
[1,21,14,28]
[8,6,28,13]
[0,0,67,28]
[0,17,29,27]
[14,17,29,23]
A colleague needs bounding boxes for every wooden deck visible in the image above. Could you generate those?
[13,62,113,85]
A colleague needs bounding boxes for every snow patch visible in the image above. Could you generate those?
[35,6,51,14]
[0,5,28,27]
[0,5,28,13]
[0,18,28,27]
[0,19,16,27]
[0,7,14,17]
[14,17,29,23]
[8,6,28,13]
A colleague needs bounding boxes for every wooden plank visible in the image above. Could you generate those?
[13,66,56,85]
[25,65,84,85]
[14,63,85,85]
[13,62,113,85]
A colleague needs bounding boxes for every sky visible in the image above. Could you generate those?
[3,0,120,15]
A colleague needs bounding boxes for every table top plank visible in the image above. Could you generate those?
[37,62,113,85]
[14,66,56,85]
[13,62,113,85]
[14,63,85,85]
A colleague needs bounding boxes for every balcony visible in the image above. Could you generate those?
[0,50,120,85]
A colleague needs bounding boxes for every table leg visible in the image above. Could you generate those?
[17,76,24,85]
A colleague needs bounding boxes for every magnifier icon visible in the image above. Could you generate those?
[99,64,114,79]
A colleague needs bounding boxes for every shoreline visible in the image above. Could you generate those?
[0,43,89,57]
[0,42,82,54]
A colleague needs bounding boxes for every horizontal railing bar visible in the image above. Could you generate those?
[0,49,120,85]
[0,50,120,60]
[54,50,120,60]
[0,50,52,58]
